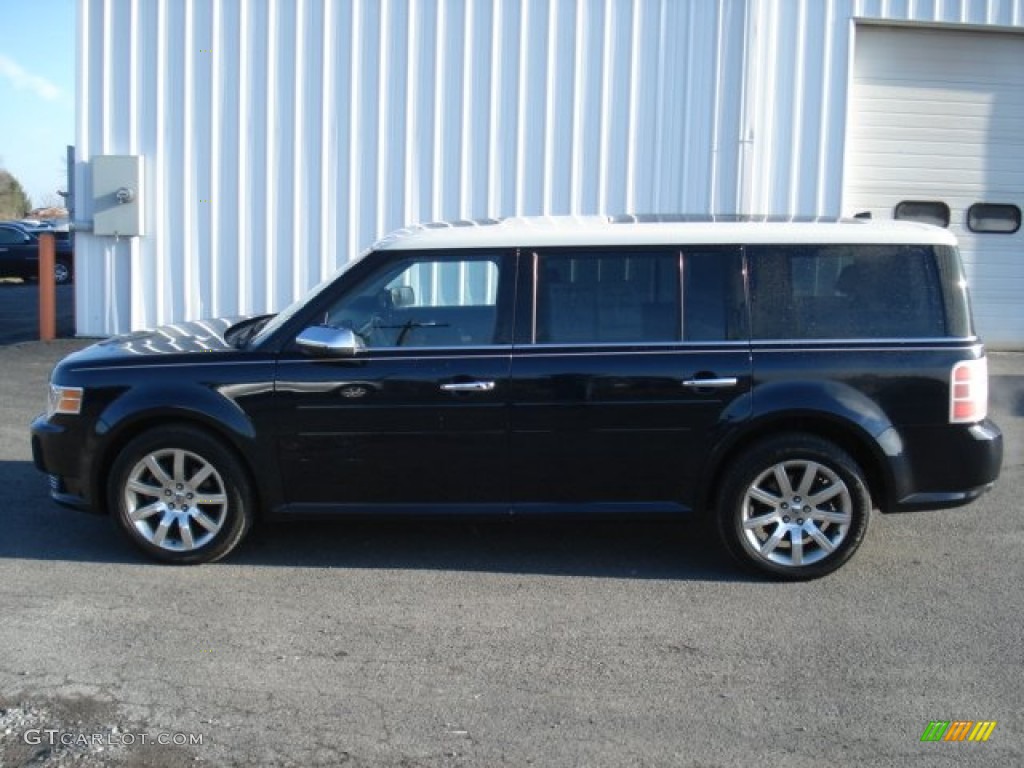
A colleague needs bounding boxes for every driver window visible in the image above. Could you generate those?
[324,253,501,348]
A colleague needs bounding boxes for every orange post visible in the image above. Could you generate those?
[38,232,56,341]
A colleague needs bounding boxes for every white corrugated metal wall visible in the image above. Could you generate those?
[75,0,1024,337]
[844,25,1024,346]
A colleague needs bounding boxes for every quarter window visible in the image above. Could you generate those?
[967,203,1021,234]
[747,245,947,339]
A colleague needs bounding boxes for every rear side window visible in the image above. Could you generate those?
[533,248,746,344]
[535,250,680,343]
[747,245,957,340]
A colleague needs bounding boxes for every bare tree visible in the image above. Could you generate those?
[0,168,32,219]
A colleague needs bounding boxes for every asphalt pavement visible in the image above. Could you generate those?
[0,281,76,345]
[0,335,1021,767]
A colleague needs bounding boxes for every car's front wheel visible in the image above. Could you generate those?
[108,426,253,564]
[716,434,871,580]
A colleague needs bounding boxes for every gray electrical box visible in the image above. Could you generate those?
[92,155,145,237]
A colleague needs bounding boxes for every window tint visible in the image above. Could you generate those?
[325,253,502,348]
[747,245,948,339]
[894,201,950,228]
[535,250,680,343]
[0,226,29,245]
[967,203,1021,234]
[683,249,746,341]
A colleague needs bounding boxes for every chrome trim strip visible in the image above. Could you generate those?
[283,352,514,363]
[73,359,277,372]
[750,336,978,346]
[517,348,750,359]
[523,340,750,350]
[361,344,514,352]
[531,251,539,345]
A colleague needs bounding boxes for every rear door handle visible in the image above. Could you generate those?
[440,381,496,392]
[681,377,739,389]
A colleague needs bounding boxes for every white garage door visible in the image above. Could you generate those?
[844,25,1024,348]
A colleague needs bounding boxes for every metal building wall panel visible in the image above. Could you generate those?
[853,0,1024,26]
[75,0,1024,336]
[730,0,1024,218]
[844,25,1024,345]
[76,0,751,335]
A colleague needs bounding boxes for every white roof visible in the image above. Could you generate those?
[373,215,959,251]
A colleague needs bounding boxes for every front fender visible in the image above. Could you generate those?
[85,375,279,514]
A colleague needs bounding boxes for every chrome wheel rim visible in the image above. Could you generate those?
[124,448,228,552]
[740,460,852,568]
[54,262,70,284]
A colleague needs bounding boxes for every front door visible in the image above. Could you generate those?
[274,250,516,511]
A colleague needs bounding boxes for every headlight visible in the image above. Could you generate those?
[47,385,83,417]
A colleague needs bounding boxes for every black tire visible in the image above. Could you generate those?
[108,426,253,564]
[716,433,871,580]
[54,260,72,285]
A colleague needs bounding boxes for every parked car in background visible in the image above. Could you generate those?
[30,216,1002,578]
[0,221,74,284]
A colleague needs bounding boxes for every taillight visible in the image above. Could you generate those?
[950,357,988,424]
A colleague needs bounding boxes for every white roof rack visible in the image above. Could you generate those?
[372,215,958,251]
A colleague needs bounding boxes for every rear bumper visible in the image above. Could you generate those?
[889,419,1003,512]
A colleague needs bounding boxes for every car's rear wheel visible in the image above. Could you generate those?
[717,434,871,580]
[108,426,253,564]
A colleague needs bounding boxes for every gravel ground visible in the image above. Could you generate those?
[0,695,197,767]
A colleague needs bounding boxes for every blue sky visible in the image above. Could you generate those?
[0,0,74,209]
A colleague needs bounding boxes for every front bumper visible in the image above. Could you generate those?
[30,414,96,512]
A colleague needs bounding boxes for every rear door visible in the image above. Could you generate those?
[509,246,751,510]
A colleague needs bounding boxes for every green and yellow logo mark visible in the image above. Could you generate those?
[920,720,997,742]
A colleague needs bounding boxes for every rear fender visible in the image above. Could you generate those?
[699,380,910,512]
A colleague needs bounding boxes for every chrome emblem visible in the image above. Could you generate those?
[339,385,369,399]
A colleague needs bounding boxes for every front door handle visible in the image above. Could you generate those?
[440,380,496,392]
[681,377,739,389]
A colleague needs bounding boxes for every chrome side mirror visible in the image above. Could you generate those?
[295,326,363,357]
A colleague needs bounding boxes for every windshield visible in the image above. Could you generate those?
[248,250,370,348]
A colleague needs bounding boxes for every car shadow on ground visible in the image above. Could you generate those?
[1,457,746,581]
[235,516,744,581]
[0,460,141,565]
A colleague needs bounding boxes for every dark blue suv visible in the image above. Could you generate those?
[31,217,1002,578]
